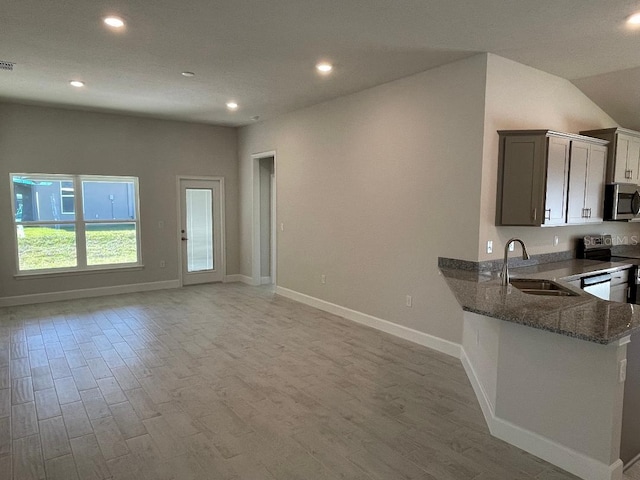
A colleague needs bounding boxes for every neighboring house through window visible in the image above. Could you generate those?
[60,181,75,214]
[10,174,141,272]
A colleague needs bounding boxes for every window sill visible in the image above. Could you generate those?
[14,264,144,280]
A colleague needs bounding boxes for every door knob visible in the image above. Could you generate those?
[181,237,188,241]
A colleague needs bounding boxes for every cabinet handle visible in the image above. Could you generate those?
[545,209,551,220]
[581,208,587,218]
[532,208,537,221]
[588,208,592,218]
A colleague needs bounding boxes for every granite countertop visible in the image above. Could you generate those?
[440,259,640,344]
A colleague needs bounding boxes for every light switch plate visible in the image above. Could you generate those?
[487,241,493,254]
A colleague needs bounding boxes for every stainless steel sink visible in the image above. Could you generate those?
[509,278,579,297]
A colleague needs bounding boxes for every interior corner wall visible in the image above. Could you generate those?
[238,54,488,344]
[0,103,239,298]
[479,54,640,261]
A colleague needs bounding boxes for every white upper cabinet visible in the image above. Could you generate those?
[580,128,640,184]
[566,141,607,224]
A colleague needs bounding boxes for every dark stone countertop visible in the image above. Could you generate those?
[440,259,640,345]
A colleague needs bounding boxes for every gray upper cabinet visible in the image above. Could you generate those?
[580,128,640,184]
[496,130,608,227]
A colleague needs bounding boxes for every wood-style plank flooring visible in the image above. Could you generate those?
[0,283,586,479]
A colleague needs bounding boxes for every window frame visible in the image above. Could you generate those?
[60,181,75,215]
[10,173,142,275]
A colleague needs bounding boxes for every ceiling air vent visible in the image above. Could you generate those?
[0,61,15,71]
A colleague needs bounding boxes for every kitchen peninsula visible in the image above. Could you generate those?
[440,257,640,480]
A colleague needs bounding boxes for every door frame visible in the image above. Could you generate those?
[176,175,226,287]
[251,151,277,286]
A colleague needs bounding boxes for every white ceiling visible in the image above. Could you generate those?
[1,0,639,126]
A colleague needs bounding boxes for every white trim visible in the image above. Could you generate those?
[15,264,144,279]
[624,452,640,472]
[461,348,623,480]
[223,274,256,285]
[275,286,461,358]
[9,173,142,274]
[460,347,495,422]
[251,151,277,286]
[0,280,180,307]
[261,276,272,285]
[270,172,277,286]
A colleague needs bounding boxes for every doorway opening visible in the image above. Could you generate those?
[252,152,276,286]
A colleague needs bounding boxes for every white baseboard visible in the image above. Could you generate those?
[460,347,495,424]
[224,274,258,285]
[275,286,461,358]
[624,452,640,472]
[461,348,622,480]
[0,280,180,307]
[260,276,272,285]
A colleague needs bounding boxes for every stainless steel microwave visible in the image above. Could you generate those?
[604,183,640,220]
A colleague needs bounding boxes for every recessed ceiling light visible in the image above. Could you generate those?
[226,102,238,111]
[627,13,640,24]
[181,71,195,77]
[103,16,125,28]
[69,80,85,88]
[316,62,333,74]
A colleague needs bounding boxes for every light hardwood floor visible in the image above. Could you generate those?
[0,283,590,479]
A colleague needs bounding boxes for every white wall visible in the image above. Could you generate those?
[0,103,239,299]
[480,54,640,261]
[239,54,488,343]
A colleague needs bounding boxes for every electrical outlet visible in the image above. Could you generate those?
[321,274,326,284]
[509,242,515,252]
[554,235,559,246]
[620,359,628,383]
[487,240,493,254]
[159,260,166,268]
[406,295,412,307]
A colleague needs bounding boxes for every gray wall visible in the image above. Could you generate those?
[239,54,488,343]
[238,52,634,345]
[0,102,239,298]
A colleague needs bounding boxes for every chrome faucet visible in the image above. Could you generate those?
[501,238,530,286]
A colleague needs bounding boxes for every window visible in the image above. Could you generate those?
[11,174,141,273]
[60,181,75,214]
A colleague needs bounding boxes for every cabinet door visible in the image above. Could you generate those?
[567,141,589,223]
[584,144,607,223]
[629,137,640,184]
[543,137,569,225]
[614,135,631,183]
[500,136,545,225]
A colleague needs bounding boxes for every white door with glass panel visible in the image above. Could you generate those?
[179,179,223,285]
